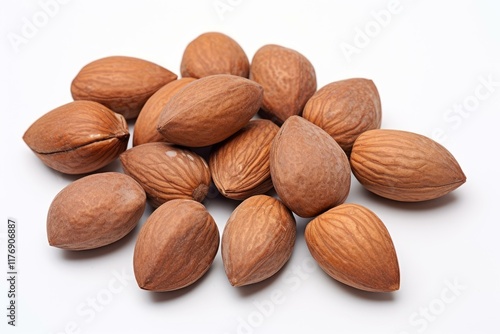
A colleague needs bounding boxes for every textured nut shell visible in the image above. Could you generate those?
[303,78,382,155]
[133,199,219,291]
[222,195,296,287]
[350,129,466,202]
[305,203,400,292]
[250,44,317,124]
[47,172,146,250]
[270,116,351,218]
[181,32,249,78]
[71,56,178,119]
[157,74,263,147]
[209,119,279,200]
[23,101,129,174]
[133,78,196,146]
[120,142,211,207]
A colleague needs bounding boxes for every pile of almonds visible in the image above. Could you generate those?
[23,32,466,293]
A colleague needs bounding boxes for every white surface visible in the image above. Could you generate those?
[1,0,500,333]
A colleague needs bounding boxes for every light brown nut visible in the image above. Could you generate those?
[222,195,296,287]
[119,142,211,207]
[270,116,351,218]
[71,56,177,119]
[181,32,250,78]
[47,172,146,251]
[250,44,317,124]
[305,203,400,292]
[157,74,263,147]
[209,119,279,200]
[23,100,129,175]
[133,199,219,292]
[133,78,196,146]
[350,129,466,202]
[303,78,382,155]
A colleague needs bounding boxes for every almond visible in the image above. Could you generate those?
[350,129,466,202]
[270,116,351,217]
[181,32,249,78]
[157,74,263,147]
[133,78,196,146]
[23,100,129,175]
[71,56,177,119]
[302,78,382,155]
[47,172,146,251]
[250,44,317,124]
[222,195,296,287]
[119,142,211,207]
[133,199,219,292]
[305,203,400,292]
[209,119,279,200]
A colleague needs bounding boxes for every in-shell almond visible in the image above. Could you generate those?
[209,119,279,200]
[133,199,219,292]
[181,32,250,78]
[157,74,263,147]
[222,195,296,287]
[120,142,211,207]
[23,100,129,175]
[350,129,466,202]
[270,116,351,218]
[47,172,146,251]
[305,203,400,292]
[302,78,382,155]
[71,56,178,119]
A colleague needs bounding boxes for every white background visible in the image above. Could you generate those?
[1,0,500,333]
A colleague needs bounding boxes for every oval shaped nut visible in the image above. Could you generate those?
[209,119,279,200]
[47,172,146,251]
[181,32,250,78]
[303,78,382,156]
[133,78,196,146]
[350,129,466,202]
[120,142,211,207]
[222,195,296,287]
[133,199,219,292]
[71,56,178,119]
[270,116,351,218]
[250,44,317,124]
[157,74,263,147]
[305,203,400,292]
[23,101,129,175]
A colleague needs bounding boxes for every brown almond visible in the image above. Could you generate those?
[47,172,146,250]
[23,100,129,175]
[119,142,211,207]
[222,195,296,287]
[209,119,279,200]
[350,129,466,201]
[305,203,400,292]
[71,56,178,119]
[133,199,219,292]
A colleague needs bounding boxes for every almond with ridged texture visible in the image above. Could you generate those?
[133,199,219,292]
[350,129,466,202]
[305,203,400,292]
[120,142,211,207]
[209,119,279,200]
[157,74,263,147]
[303,78,382,155]
[250,44,317,124]
[23,101,129,174]
[133,78,196,146]
[181,32,249,78]
[71,56,177,119]
[222,195,296,287]
[47,172,146,250]
[270,116,351,218]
